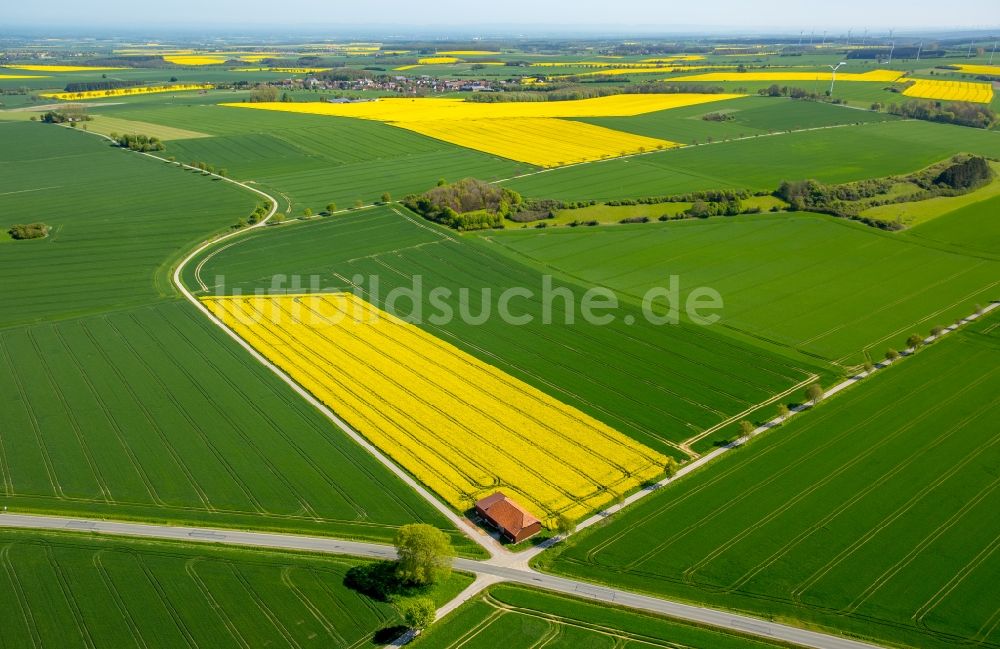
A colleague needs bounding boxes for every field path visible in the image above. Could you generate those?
[0,512,886,649]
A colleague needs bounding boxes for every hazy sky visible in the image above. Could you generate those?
[5,0,998,32]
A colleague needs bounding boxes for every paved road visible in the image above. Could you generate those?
[0,512,885,649]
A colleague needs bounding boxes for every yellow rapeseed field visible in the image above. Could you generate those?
[949,64,1000,76]
[418,56,461,64]
[204,293,668,522]
[669,69,905,83]
[0,74,48,79]
[902,79,994,103]
[641,55,705,63]
[223,94,739,166]
[40,83,213,100]
[1,64,127,72]
[394,64,421,71]
[224,94,741,121]
[163,55,227,65]
[397,117,677,167]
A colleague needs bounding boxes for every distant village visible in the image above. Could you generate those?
[291,74,500,96]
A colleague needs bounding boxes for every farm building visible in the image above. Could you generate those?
[474,492,542,543]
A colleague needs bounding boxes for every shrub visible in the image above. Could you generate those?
[8,223,50,240]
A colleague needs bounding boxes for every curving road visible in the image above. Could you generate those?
[0,512,884,649]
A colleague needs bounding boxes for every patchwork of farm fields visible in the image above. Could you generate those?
[0,121,465,546]
[577,95,898,144]
[414,584,791,649]
[0,529,468,648]
[0,300,461,541]
[488,212,1000,367]
[505,119,1000,200]
[542,313,1000,649]
[101,102,531,209]
[193,207,823,456]
[223,94,741,166]
[205,293,668,521]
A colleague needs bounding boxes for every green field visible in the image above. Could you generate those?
[504,120,1000,201]
[95,100,531,211]
[0,529,470,648]
[578,95,898,144]
[413,584,793,648]
[909,194,1000,257]
[488,212,999,372]
[192,206,824,456]
[0,121,256,326]
[539,312,1000,649]
[862,163,1000,227]
[0,121,468,547]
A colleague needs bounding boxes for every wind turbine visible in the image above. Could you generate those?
[829,61,848,96]
[916,41,923,61]
[990,41,997,65]
[887,41,895,64]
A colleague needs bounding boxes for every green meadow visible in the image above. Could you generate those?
[487,211,999,369]
[539,313,1000,649]
[414,584,793,649]
[0,529,471,648]
[504,120,1000,201]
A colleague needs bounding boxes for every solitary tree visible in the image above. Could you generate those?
[885,348,900,361]
[931,325,945,337]
[739,420,754,440]
[381,191,393,204]
[217,168,228,178]
[863,360,875,373]
[776,403,790,420]
[664,456,679,479]
[398,597,436,630]
[806,383,824,405]
[354,199,364,209]
[303,207,313,217]
[906,333,924,350]
[394,524,453,586]
[555,514,576,536]
[326,202,337,213]
[270,213,286,225]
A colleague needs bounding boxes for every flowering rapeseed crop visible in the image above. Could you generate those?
[417,57,461,64]
[669,69,905,82]
[223,94,738,167]
[1,64,127,72]
[902,79,994,103]
[948,64,1000,76]
[222,94,739,166]
[224,94,742,121]
[163,55,227,65]
[204,293,669,522]
[397,117,677,167]
[40,83,213,100]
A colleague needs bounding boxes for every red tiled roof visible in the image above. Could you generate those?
[475,492,540,536]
